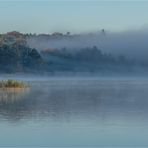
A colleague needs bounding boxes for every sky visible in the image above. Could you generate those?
[0,0,148,34]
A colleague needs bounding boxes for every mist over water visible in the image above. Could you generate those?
[1,0,148,146]
[27,29,148,60]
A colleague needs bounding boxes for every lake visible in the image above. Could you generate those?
[0,76,148,147]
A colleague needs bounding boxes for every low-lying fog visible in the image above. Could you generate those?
[27,29,148,61]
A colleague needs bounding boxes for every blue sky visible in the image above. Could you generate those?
[0,0,148,33]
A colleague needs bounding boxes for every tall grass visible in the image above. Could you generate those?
[0,80,28,88]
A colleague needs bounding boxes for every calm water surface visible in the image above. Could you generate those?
[0,77,148,147]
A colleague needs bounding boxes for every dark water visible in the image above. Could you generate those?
[0,77,148,147]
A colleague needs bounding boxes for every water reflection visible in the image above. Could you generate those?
[0,88,30,103]
[0,88,30,121]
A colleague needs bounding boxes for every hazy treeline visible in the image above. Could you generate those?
[0,31,148,74]
[0,44,43,73]
[27,29,148,61]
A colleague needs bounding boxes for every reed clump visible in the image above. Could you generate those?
[0,80,28,88]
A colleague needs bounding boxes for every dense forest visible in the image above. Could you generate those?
[0,31,147,74]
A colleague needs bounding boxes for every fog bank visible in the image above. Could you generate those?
[27,29,148,60]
